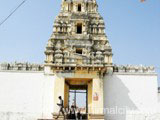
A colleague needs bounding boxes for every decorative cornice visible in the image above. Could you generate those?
[0,62,44,71]
[113,65,156,74]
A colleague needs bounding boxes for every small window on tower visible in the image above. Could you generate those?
[77,23,82,34]
[76,48,83,54]
[78,4,81,12]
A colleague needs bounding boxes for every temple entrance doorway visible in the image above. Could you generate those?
[64,78,92,119]
[69,86,87,119]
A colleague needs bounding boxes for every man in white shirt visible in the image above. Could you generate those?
[56,96,65,119]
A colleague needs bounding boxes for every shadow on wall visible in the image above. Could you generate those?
[155,68,160,87]
[104,75,138,120]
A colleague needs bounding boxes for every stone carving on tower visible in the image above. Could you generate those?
[45,0,113,73]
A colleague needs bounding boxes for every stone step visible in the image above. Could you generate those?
[38,114,104,120]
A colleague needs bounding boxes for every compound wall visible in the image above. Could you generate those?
[0,71,55,120]
[0,70,159,120]
[104,72,159,120]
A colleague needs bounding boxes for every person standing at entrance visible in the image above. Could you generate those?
[56,96,65,119]
[77,108,82,120]
[69,105,76,119]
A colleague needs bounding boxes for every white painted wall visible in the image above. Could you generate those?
[104,73,159,120]
[0,71,55,120]
[158,92,160,114]
[0,71,159,120]
[158,92,160,103]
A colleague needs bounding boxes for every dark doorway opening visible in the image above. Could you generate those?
[77,23,82,34]
[78,4,81,12]
[76,48,83,54]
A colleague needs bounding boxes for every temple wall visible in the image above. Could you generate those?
[104,73,159,120]
[0,71,55,120]
[158,88,160,103]
[0,69,159,120]
[158,91,160,114]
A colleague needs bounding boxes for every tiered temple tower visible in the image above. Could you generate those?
[44,0,113,119]
[45,0,113,71]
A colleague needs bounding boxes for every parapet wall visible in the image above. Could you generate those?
[0,62,44,71]
[0,63,156,74]
[113,65,155,74]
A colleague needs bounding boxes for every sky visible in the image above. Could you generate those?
[0,0,160,85]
